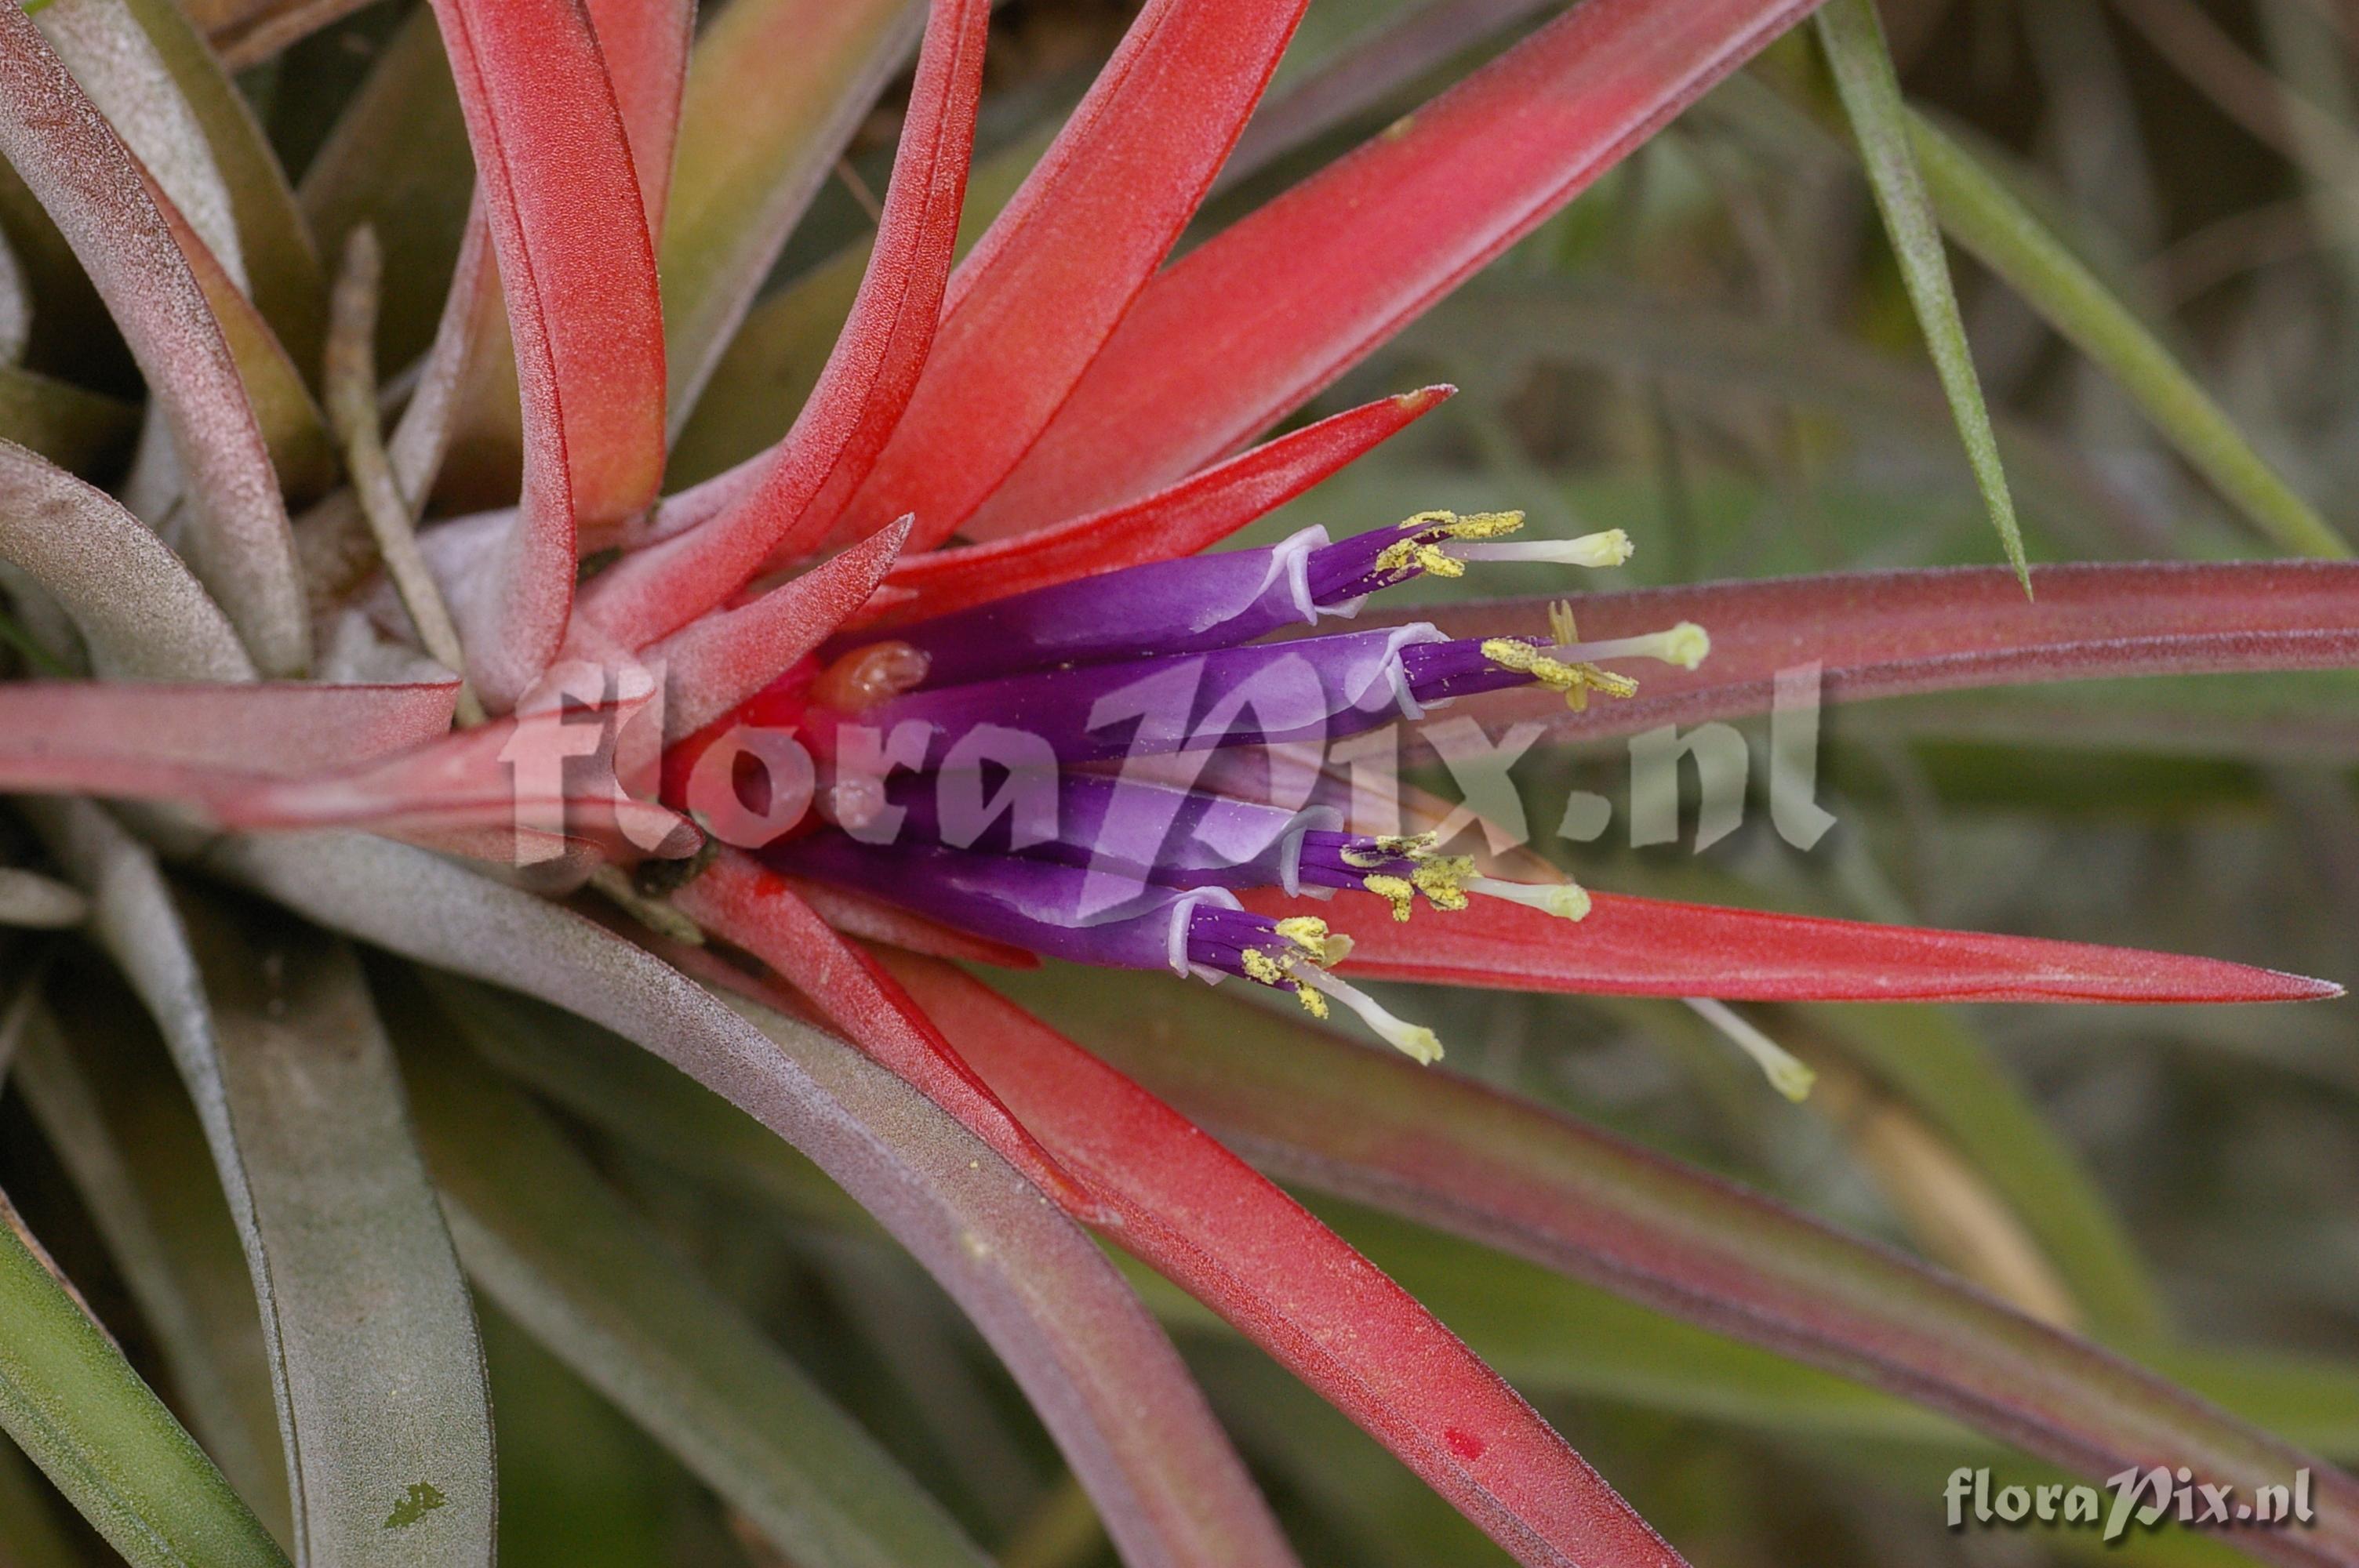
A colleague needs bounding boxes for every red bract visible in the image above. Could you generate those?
[423,0,666,708]
[8,1,2357,1565]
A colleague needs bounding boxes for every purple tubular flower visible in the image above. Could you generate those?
[865,525,1341,688]
[845,623,1452,769]
[848,511,1637,689]
[772,830,1307,978]
[836,612,1709,771]
[769,830,1448,1062]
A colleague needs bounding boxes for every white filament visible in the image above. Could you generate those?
[1467,877,1591,921]
[1445,528,1633,569]
[1685,997,1816,1102]
[1299,967,1445,1064]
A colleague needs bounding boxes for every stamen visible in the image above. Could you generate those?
[1408,856,1474,912]
[1550,621,1712,671]
[1297,967,1445,1064]
[1464,877,1591,920]
[1685,997,1816,1102]
[1362,873,1417,921]
[1370,510,1528,579]
[1442,528,1633,569]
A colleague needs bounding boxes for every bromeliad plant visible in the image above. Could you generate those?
[0,1,2356,1566]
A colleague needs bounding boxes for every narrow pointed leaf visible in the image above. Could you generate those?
[12,992,289,1533]
[882,953,1692,1568]
[0,679,456,802]
[1001,971,2359,1568]
[1368,561,2359,745]
[1817,0,2026,586]
[396,1002,995,1568]
[0,1185,290,1568]
[0,441,252,681]
[1906,109,2350,558]
[653,517,911,740]
[0,7,309,674]
[583,0,695,233]
[576,0,988,650]
[213,829,1305,1568]
[878,387,1452,622]
[146,184,336,503]
[671,848,1101,1217]
[24,803,497,1567]
[969,0,1823,535]
[114,0,327,373]
[662,0,921,423]
[1243,888,2338,1003]
[848,0,1312,550]
[422,0,666,707]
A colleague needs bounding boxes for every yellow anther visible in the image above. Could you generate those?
[1371,510,1526,578]
[1274,916,1333,956]
[1480,638,1640,711]
[1292,982,1331,1020]
[1550,600,1578,645]
[1362,874,1417,921]
[1240,948,1287,985]
[1342,832,1440,869]
[1409,856,1476,913]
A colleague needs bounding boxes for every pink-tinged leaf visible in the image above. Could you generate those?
[216,831,1303,1568]
[874,387,1453,623]
[583,0,695,233]
[220,685,694,862]
[772,873,1041,969]
[1369,561,2359,747]
[572,0,989,652]
[144,180,336,503]
[0,681,456,805]
[671,851,1103,1219]
[969,0,1823,534]
[1009,972,2359,1568]
[0,7,310,676]
[0,441,252,683]
[841,0,1315,552]
[883,953,1693,1568]
[650,518,911,742]
[423,0,667,708]
[1243,888,2340,1004]
[387,214,500,517]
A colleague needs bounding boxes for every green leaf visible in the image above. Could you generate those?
[662,0,921,430]
[394,976,995,1568]
[10,984,289,1536]
[0,1185,290,1568]
[0,1436,82,1568]
[669,122,1052,486]
[20,800,496,1566]
[1816,0,2027,590]
[1904,108,2351,559]
[0,362,136,471]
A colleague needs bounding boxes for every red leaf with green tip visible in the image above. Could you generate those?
[1372,561,2359,747]
[423,0,666,707]
[969,0,1825,535]
[841,0,1315,552]
[1018,974,2359,1568]
[573,0,989,652]
[1244,889,2341,1004]
[879,953,1695,1568]
[874,387,1452,623]
[0,5,309,677]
